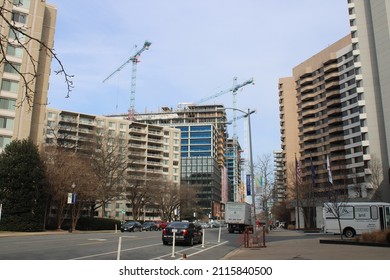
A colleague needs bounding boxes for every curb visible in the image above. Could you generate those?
[319,239,390,247]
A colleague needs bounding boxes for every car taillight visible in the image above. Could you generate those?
[182,229,188,236]
[162,229,167,234]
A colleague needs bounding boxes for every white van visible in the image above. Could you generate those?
[323,202,390,238]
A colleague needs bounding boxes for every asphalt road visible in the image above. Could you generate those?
[0,228,246,260]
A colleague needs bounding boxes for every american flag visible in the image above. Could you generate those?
[296,157,302,186]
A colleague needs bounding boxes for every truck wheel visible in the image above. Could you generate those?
[344,228,355,238]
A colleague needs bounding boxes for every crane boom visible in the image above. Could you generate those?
[102,40,151,120]
[197,77,254,104]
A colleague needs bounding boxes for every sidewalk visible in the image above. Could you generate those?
[223,228,390,260]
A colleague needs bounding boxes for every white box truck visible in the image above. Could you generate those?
[225,202,252,233]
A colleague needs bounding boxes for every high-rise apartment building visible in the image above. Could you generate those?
[0,0,56,152]
[278,1,390,229]
[294,35,352,197]
[45,108,181,220]
[348,0,390,201]
[278,77,299,200]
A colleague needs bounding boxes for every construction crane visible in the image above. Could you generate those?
[196,77,255,104]
[197,77,254,202]
[103,40,152,120]
[197,76,254,150]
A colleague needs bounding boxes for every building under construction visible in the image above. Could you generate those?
[109,103,242,219]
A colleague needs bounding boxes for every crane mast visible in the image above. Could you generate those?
[103,40,152,120]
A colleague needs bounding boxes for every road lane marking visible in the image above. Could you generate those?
[88,238,107,241]
[152,241,228,260]
[180,241,228,259]
[70,243,161,260]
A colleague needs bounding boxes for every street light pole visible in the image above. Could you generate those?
[247,108,257,234]
[222,107,257,234]
[71,182,76,232]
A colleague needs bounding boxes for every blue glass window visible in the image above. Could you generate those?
[190,125,211,132]
[190,138,211,145]
[191,131,211,138]
[178,126,189,132]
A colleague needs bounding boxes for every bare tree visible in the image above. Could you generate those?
[322,176,350,239]
[153,181,181,222]
[367,155,383,201]
[43,147,98,230]
[125,172,163,221]
[0,0,73,107]
[88,132,128,218]
[179,182,201,221]
[254,153,275,230]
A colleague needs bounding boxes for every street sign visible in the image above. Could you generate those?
[172,229,178,233]
[122,209,126,214]
[67,193,72,204]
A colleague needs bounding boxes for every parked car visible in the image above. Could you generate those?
[156,221,168,230]
[199,222,210,229]
[120,221,142,232]
[162,221,202,246]
[142,221,158,231]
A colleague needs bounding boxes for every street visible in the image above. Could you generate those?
[0,228,246,260]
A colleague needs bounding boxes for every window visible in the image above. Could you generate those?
[97,120,104,127]
[0,136,12,149]
[8,29,25,42]
[47,112,56,119]
[190,125,210,132]
[12,12,27,24]
[354,206,371,219]
[47,120,55,128]
[6,44,23,58]
[0,98,16,110]
[4,62,21,74]
[0,117,14,129]
[13,0,30,9]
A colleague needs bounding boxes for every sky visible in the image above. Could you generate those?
[46,0,351,161]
